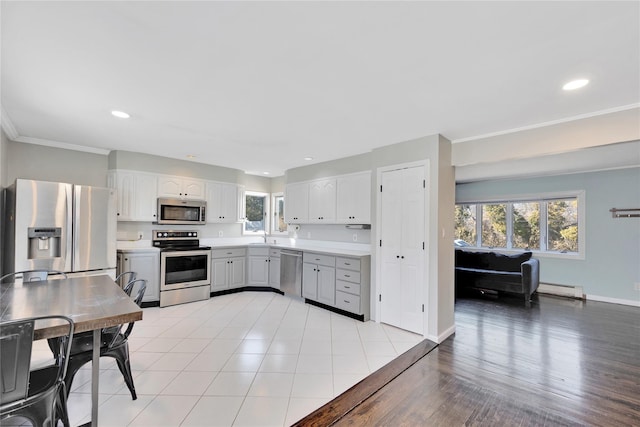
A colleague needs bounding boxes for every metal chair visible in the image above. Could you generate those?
[0,270,68,283]
[0,315,75,427]
[115,270,137,290]
[62,279,147,400]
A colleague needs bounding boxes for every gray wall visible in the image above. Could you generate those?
[285,152,372,183]
[109,150,271,191]
[456,167,640,303]
[6,140,109,187]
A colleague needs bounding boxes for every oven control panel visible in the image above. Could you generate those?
[153,230,199,240]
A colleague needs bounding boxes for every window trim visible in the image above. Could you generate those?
[456,190,585,260]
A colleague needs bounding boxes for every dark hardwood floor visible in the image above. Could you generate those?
[295,292,640,426]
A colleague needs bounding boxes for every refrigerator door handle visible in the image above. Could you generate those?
[64,183,73,273]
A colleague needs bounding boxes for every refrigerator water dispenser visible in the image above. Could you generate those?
[28,227,62,259]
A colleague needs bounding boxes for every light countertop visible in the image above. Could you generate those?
[117,238,371,257]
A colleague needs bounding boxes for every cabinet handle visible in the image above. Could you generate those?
[344,285,350,289]
[344,263,351,266]
[343,300,350,304]
[344,275,350,278]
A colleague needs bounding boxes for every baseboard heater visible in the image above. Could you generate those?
[537,282,584,299]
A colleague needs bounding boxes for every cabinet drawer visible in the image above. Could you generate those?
[335,291,361,314]
[336,280,361,296]
[212,248,246,258]
[336,257,360,271]
[303,252,335,267]
[336,269,360,284]
[269,248,281,257]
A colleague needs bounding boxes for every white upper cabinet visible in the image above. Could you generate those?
[108,170,158,222]
[157,175,205,200]
[284,171,371,225]
[285,182,309,223]
[336,172,371,224]
[308,178,336,223]
[206,181,240,223]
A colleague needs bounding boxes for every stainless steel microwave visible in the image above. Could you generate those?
[157,198,207,225]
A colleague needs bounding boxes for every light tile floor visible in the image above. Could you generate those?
[18,291,422,427]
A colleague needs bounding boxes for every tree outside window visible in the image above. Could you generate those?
[244,192,267,233]
[482,204,507,248]
[547,199,578,252]
[512,202,540,250]
[454,204,476,245]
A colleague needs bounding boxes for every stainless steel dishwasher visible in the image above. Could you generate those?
[280,249,303,297]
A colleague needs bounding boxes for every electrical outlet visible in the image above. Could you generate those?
[307,232,311,238]
[218,230,223,237]
[634,282,640,291]
[352,233,358,242]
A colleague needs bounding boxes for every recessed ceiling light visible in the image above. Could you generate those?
[562,79,589,91]
[263,172,270,175]
[304,157,313,161]
[111,110,130,119]
[186,154,196,159]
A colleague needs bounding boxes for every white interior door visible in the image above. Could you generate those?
[380,165,425,334]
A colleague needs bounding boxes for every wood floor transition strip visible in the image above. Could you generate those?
[291,338,439,427]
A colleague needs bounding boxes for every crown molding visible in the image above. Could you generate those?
[451,103,640,144]
[13,135,111,156]
[0,104,110,155]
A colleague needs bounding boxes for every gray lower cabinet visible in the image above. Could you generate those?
[211,248,246,291]
[116,249,160,303]
[302,252,370,320]
[247,247,269,286]
[302,253,336,306]
[248,246,281,290]
[268,248,281,290]
[335,256,370,319]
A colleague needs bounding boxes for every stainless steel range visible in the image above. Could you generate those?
[153,230,211,307]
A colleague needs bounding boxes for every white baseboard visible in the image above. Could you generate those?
[586,294,640,307]
[537,282,584,299]
[537,283,640,307]
[426,324,456,344]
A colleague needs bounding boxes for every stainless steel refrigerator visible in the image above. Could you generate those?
[3,179,117,278]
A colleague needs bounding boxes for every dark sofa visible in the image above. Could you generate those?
[455,249,540,307]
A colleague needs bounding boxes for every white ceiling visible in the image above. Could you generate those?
[1,1,639,177]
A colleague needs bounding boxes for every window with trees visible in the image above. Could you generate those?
[455,193,582,256]
[244,191,268,234]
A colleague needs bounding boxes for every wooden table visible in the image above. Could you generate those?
[1,275,143,427]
